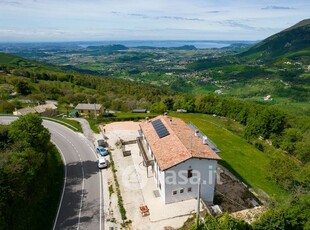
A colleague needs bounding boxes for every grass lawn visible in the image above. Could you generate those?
[45,117,83,132]
[98,112,160,124]
[114,112,159,119]
[171,112,289,201]
[86,118,101,133]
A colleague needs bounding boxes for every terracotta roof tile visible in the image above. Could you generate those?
[140,115,220,171]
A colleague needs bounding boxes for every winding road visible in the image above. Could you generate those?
[0,117,104,230]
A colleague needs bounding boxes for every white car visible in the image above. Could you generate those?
[97,157,108,169]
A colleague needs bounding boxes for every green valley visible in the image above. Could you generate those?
[0,18,309,230]
[1,20,309,117]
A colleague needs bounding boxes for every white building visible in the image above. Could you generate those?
[264,95,272,101]
[139,115,220,204]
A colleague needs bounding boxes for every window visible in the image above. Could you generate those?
[159,182,161,190]
[188,169,193,178]
[188,187,192,192]
[173,190,177,195]
[180,189,184,194]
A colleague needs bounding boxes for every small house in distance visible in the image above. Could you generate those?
[13,103,58,117]
[35,103,58,116]
[75,103,102,116]
[176,109,187,113]
[139,115,221,204]
[132,109,147,113]
[264,95,272,101]
[13,107,36,116]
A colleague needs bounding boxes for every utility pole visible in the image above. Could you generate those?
[196,178,201,228]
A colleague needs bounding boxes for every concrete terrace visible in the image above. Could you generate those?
[102,121,203,230]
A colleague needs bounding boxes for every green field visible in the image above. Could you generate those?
[171,112,289,201]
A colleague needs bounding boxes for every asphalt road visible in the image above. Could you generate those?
[0,117,103,230]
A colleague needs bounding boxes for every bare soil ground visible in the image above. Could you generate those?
[215,170,259,213]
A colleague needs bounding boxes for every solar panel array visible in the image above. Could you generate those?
[152,119,170,138]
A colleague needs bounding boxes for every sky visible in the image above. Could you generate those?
[0,0,309,42]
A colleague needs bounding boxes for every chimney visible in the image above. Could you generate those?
[195,129,199,136]
[203,136,208,145]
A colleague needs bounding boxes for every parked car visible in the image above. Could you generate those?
[97,139,108,147]
[96,146,109,156]
[97,157,108,169]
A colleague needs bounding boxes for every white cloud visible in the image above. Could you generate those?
[261,6,295,10]
[0,0,309,41]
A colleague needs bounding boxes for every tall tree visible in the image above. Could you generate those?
[8,114,50,151]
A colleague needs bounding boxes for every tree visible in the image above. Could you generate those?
[8,114,50,151]
[244,107,286,139]
[295,141,310,163]
[15,80,31,95]
[0,125,10,149]
[161,97,174,111]
[199,213,252,230]
[58,96,71,116]
[253,200,310,230]
[0,101,14,114]
[267,155,298,189]
[28,93,46,105]
[280,128,302,154]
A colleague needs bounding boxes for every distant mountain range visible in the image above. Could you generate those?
[241,19,310,60]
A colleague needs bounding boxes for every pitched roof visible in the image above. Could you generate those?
[13,103,57,115]
[75,103,102,110]
[34,103,57,113]
[140,115,220,171]
[14,106,37,115]
[132,109,147,113]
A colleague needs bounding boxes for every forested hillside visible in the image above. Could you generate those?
[241,19,310,60]
[187,20,310,116]
[0,52,175,111]
[0,114,63,229]
[0,50,309,229]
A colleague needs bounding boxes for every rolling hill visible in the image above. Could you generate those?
[240,19,310,60]
[187,19,310,116]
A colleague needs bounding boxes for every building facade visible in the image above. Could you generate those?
[75,103,102,116]
[139,115,220,204]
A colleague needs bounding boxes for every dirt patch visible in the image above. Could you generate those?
[214,167,260,213]
[231,206,266,224]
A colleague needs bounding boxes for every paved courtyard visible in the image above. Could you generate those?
[102,121,203,230]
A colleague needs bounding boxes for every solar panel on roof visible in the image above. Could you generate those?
[152,119,170,138]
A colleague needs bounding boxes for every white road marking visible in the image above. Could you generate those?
[81,136,103,229]
[51,129,85,230]
[2,118,101,230]
[77,165,85,230]
[100,170,103,230]
[43,120,102,230]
